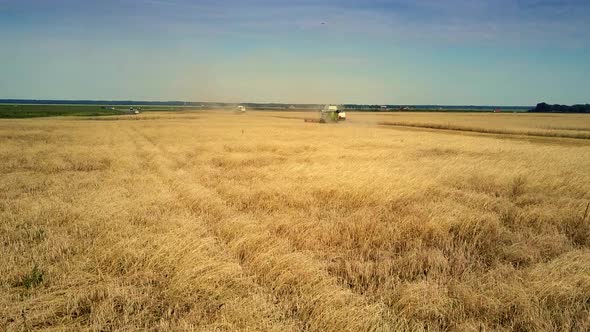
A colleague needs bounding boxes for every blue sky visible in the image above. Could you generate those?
[1,0,589,105]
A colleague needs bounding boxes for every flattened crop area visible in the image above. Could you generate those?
[1,112,590,331]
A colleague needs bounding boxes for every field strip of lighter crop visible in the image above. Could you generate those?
[129,123,396,331]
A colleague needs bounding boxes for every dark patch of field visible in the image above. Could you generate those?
[0,104,198,119]
[379,121,590,140]
[0,104,123,118]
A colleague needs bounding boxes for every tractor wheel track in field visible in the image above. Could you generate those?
[123,124,304,331]
[125,123,392,332]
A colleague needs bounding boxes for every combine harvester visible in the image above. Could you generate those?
[304,105,346,123]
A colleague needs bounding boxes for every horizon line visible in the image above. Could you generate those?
[0,99,537,108]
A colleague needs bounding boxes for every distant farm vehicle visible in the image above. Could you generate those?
[304,105,346,123]
[122,107,140,115]
[236,105,246,113]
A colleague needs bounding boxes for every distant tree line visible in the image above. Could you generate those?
[529,102,590,113]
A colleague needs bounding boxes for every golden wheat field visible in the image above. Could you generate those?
[1,111,590,331]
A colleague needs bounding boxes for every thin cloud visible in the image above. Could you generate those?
[111,0,590,46]
[4,0,588,46]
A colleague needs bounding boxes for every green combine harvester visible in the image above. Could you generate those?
[304,105,346,123]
